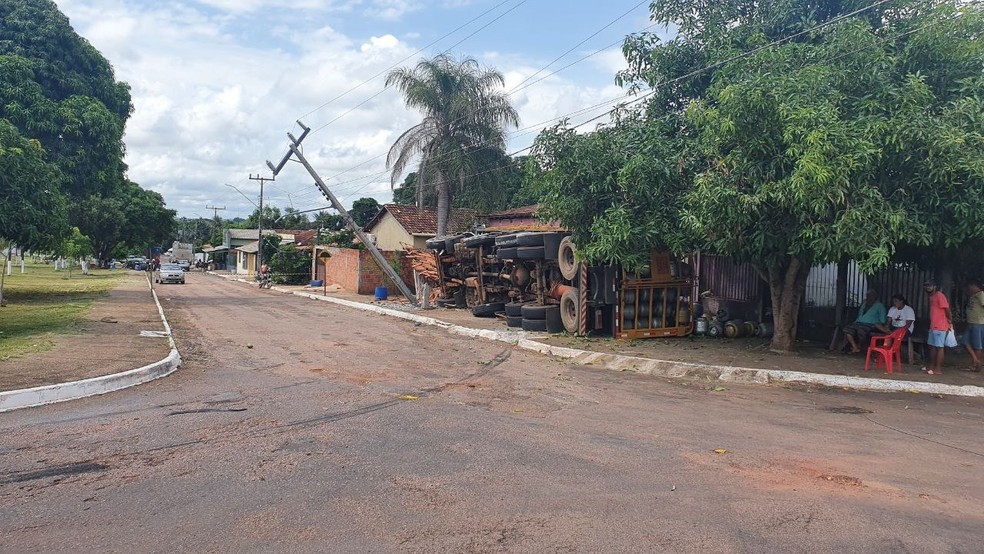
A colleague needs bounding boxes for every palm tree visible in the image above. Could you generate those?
[386,54,519,236]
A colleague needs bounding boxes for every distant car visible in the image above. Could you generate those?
[176,260,191,272]
[126,257,147,269]
[156,264,185,284]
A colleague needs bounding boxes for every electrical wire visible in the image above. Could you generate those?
[289,0,953,211]
[308,0,531,136]
[296,0,520,123]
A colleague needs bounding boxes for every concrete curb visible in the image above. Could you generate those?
[208,272,984,398]
[0,276,182,413]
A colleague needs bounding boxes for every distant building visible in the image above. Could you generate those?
[363,204,478,251]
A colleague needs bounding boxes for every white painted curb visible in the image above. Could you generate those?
[208,272,984,398]
[0,276,182,413]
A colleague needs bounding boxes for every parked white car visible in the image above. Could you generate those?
[155,263,186,284]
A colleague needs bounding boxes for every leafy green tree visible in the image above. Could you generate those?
[0,119,69,250]
[243,206,282,230]
[278,207,310,230]
[312,211,345,231]
[77,180,175,263]
[532,0,983,351]
[386,54,519,235]
[57,227,93,278]
[269,244,311,285]
[350,197,381,228]
[528,114,690,270]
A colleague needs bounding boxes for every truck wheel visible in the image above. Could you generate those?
[496,247,518,260]
[516,246,545,260]
[445,234,465,253]
[521,318,548,332]
[541,233,564,260]
[494,234,518,247]
[544,305,564,333]
[425,237,445,251]
[558,237,580,280]
[516,232,544,246]
[505,303,524,317]
[463,234,496,249]
[472,302,505,318]
[506,316,523,328]
[521,304,548,320]
[560,289,579,334]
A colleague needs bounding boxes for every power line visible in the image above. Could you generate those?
[285,8,659,204]
[308,0,531,136]
[286,0,940,211]
[295,0,520,123]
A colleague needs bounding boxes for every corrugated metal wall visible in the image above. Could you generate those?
[697,254,759,302]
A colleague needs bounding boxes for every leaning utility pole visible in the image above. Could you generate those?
[248,174,274,274]
[206,205,226,219]
[267,121,417,305]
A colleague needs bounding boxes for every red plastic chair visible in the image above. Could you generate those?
[864,327,908,374]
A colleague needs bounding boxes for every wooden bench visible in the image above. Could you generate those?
[904,335,925,366]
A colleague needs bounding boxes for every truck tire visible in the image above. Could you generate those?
[521,318,548,332]
[425,237,445,251]
[558,237,579,280]
[495,234,517,246]
[496,247,518,260]
[521,304,548,320]
[472,302,505,318]
[463,234,496,249]
[544,305,564,333]
[560,288,579,334]
[541,233,564,260]
[507,316,523,328]
[505,303,524,317]
[516,232,544,246]
[445,234,465,253]
[516,246,545,260]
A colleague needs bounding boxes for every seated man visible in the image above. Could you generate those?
[842,289,887,353]
[874,294,916,338]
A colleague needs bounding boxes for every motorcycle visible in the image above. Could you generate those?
[258,272,273,289]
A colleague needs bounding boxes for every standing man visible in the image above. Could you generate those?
[964,279,984,372]
[923,279,952,375]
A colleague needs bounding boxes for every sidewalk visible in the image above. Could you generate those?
[0,272,172,392]
[211,274,984,397]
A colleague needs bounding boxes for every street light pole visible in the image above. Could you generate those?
[249,174,274,275]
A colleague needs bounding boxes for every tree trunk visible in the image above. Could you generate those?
[765,257,811,352]
[436,177,450,237]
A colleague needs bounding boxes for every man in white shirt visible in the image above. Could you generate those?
[875,294,916,337]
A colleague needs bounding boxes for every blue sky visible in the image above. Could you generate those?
[52,0,660,220]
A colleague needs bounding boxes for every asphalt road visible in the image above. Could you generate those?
[2,272,983,553]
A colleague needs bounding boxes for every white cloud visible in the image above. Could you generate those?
[52,0,630,219]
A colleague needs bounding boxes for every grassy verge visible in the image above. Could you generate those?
[0,263,123,360]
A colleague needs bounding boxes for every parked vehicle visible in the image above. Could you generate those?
[424,231,694,339]
[155,263,186,284]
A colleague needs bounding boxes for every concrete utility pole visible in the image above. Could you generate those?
[248,174,274,274]
[267,121,418,305]
[206,205,226,219]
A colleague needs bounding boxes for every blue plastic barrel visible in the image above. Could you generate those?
[310,279,324,287]
[374,286,388,301]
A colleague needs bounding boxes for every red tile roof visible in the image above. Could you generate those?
[366,204,477,236]
[292,229,318,246]
[487,204,539,218]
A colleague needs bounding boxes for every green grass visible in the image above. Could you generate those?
[0,263,123,360]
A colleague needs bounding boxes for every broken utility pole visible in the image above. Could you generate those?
[267,121,418,306]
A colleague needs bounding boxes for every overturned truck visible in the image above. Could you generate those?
[421,230,695,339]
